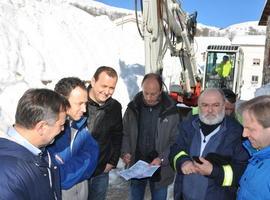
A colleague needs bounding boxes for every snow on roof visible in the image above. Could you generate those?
[194,37,231,53]
[232,35,266,46]
[68,0,134,13]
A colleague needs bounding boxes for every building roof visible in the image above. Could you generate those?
[259,0,270,25]
[232,35,266,46]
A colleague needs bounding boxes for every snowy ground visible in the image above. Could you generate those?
[108,162,174,200]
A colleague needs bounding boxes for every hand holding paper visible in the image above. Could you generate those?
[118,160,160,181]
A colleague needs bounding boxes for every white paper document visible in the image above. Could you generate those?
[118,160,160,180]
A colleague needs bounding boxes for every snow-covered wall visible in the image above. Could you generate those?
[0,0,266,132]
[0,0,136,131]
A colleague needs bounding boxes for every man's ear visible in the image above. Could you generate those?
[34,121,47,136]
[90,77,96,87]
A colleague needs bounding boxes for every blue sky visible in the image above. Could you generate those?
[95,0,266,28]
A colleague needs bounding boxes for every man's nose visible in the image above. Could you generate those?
[81,104,86,112]
[207,105,213,112]
[104,88,110,95]
[242,129,248,138]
[146,95,153,101]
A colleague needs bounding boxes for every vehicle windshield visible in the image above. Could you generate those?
[204,52,236,90]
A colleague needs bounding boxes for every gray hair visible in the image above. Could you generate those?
[15,88,70,129]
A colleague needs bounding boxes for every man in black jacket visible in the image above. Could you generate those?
[86,66,123,200]
[121,73,179,200]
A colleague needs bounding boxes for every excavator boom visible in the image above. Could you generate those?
[137,0,199,92]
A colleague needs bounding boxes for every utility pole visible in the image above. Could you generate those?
[262,17,270,85]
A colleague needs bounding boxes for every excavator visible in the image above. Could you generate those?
[203,45,244,98]
[135,0,245,104]
[134,0,200,106]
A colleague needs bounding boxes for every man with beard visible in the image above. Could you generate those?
[169,88,249,200]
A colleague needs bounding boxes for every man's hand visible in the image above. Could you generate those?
[193,157,213,176]
[104,163,114,173]
[150,157,162,166]
[181,160,197,175]
[122,153,132,165]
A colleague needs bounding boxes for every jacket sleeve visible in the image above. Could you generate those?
[169,122,192,172]
[107,102,123,167]
[0,165,29,199]
[49,129,99,190]
[158,113,180,166]
[207,137,249,187]
[121,107,133,155]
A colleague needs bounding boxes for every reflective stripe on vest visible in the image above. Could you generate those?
[192,107,198,115]
[173,151,188,171]
[222,165,233,186]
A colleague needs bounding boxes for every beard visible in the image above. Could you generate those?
[199,109,225,125]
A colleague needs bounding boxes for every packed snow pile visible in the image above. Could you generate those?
[0,0,142,131]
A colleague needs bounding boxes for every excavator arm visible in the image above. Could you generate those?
[136,0,198,93]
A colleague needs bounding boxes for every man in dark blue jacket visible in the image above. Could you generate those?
[0,88,69,200]
[48,77,99,200]
[169,88,249,200]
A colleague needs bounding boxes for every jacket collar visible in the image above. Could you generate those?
[67,117,87,130]
[87,84,114,108]
[243,140,270,160]
[3,126,41,156]
[0,137,48,166]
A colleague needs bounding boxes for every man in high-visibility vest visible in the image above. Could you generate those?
[169,88,248,200]
[215,55,232,78]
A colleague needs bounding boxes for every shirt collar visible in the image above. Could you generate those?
[7,126,41,156]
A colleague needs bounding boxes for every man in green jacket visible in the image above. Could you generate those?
[215,55,232,78]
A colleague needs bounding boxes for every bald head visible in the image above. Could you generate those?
[198,88,225,105]
[141,73,162,106]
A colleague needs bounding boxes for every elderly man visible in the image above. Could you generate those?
[169,88,248,200]
[237,95,270,199]
[122,73,179,200]
[0,88,69,199]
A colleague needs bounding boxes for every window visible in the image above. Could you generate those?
[251,75,259,84]
[253,58,260,66]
